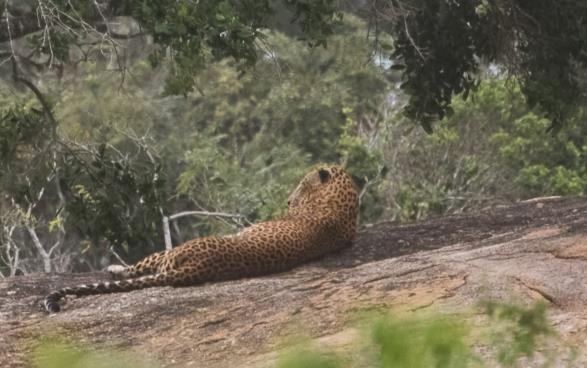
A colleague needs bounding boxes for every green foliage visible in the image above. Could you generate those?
[338,110,386,222]
[392,184,450,222]
[3,6,585,273]
[490,109,587,197]
[0,103,49,172]
[32,339,156,368]
[277,302,556,368]
[384,0,587,131]
[8,0,587,133]
[338,109,382,184]
[19,0,341,96]
[278,348,342,368]
[55,63,160,142]
[483,301,552,367]
[177,136,311,233]
[373,315,474,368]
[385,78,587,222]
[176,16,390,162]
[60,143,166,261]
[0,15,392,271]
[0,100,59,220]
[0,84,168,267]
[391,0,482,131]
[28,29,75,64]
[165,16,390,226]
[285,0,343,47]
[29,302,558,368]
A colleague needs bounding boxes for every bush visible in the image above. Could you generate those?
[381,79,587,222]
[279,302,556,368]
[31,302,557,368]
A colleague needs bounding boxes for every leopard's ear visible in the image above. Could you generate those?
[318,168,330,183]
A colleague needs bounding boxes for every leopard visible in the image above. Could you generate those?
[42,165,358,313]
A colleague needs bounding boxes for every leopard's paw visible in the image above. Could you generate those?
[107,264,129,279]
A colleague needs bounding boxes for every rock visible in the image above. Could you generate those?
[1,197,586,367]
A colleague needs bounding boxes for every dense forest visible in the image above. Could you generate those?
[0,0,586,276]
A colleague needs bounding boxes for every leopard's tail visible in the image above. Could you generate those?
[42,274,167,313]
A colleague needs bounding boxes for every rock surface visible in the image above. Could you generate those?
[1,197,586,367]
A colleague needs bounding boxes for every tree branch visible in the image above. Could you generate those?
[168,211,244,221]
[26,224,51,273]
[11,58,58,140]
[0,3,144,43]
[162,210,245,249]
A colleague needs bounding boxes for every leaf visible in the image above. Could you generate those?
[48,216,63,233]
[421,119,434,134]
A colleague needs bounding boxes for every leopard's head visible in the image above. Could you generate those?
[287,165,358,218]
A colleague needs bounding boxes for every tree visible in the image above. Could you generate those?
[0,0,344,274]
[364,0,587,132]
[2,1,584,275]
[378,78,586,222]
[0,13,394,274]
[1,0,341,94]
[5,1,586,132]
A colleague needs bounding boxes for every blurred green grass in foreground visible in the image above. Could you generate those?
[32,301,566,368]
